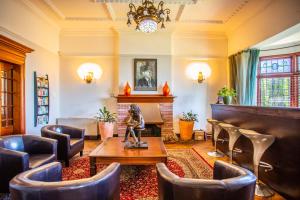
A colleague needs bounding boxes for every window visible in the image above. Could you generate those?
[257,53,300,107]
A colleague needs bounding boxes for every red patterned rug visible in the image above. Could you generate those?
[62,148,212,200]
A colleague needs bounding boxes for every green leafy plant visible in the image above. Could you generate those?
[180,111,199,122]
[95,106,116,123]
[217,86,236,97]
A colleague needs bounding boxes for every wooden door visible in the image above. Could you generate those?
[0,61,21,136]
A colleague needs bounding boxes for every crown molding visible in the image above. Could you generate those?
[60,28,116,37]
[41,0,65,20]
[172,31,227,40]
[93,0,198,4]
[21,0,60,30]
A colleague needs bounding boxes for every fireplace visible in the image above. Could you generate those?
[116,95,177,141]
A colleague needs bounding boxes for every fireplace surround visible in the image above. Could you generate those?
[116,95,177,142]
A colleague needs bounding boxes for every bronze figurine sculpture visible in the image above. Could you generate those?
[123,104,148,149]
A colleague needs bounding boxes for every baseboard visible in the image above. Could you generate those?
[84,135,99,140]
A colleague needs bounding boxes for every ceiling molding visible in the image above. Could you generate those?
[60,28,116,37]
[41,0,65,20]
[223,0,250,23]
[175,5,185,22]
[94,0,198,4]
[172,31,227,40]
[65,17,109,21]
[103,3,116,21]
[180,20,223,24]
[21,0,60,29]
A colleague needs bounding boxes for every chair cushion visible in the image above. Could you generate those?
[70,139,83,148]
[29,154,56,169]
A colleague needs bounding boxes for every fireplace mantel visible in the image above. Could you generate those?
[116,95,176,103]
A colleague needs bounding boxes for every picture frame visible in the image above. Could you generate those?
[134,58,157,91]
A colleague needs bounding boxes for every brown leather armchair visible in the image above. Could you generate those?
[0,135,57,193]
[10,162,121,200]
[156,160,256,200]
[41,125,85,167]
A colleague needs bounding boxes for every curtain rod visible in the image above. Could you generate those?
[260,43,300,51]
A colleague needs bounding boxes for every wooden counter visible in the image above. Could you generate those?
[211,104,300,200]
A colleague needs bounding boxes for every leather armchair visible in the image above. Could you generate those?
[156,160,256,200]
[0,135,57,193]
[10,162,121,200]
[41,125,85,167]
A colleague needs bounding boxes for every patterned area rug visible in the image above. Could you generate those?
[62,148,213,200]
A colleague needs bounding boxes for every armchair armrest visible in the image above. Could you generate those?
[0,147,29,192]
[23,135,57,157]
[62,126,85,139]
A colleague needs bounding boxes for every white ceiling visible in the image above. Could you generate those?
[29,0,273,33]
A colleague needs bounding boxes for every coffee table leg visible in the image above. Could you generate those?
[90,157,96,177]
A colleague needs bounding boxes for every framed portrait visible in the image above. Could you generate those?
[134,59,157,91]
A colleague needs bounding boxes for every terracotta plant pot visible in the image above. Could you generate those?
[179,120,194,141]
[98,122,114,140]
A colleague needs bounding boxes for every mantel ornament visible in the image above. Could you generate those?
[123,104,148,149]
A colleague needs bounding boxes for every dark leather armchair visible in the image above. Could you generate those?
[10,162,121,200]
[156,160,256,200]
[0,135,57,193]
[41,125,85,167]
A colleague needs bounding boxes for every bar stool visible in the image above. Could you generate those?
[239,129,275,197]
[207,119,224,157]
[219,123,241,163]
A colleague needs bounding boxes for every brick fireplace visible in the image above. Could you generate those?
[116,95,177,142]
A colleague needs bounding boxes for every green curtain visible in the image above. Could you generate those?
[228,49,260,105]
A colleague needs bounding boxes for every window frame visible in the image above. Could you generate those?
[257,52,300,107]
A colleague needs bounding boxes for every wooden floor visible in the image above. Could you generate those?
[84,138,285,200]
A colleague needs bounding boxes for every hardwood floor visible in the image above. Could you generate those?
[84,138,285,200]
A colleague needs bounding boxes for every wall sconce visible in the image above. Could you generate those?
[186,62,212,84]
[77,63,102,84]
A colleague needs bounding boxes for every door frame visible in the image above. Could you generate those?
[0,35,33,134]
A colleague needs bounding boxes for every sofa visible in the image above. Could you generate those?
[0,135,57,192]
[10,162,121,200]
[41,125,85,167]
[156,160,256,200]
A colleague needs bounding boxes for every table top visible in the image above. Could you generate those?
[89,137,167,158]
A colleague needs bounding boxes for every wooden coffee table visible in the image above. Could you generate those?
[89,137,167,176]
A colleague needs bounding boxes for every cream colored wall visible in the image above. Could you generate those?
[59,55,117,118]
[227,0,300,55]
[0,0,59,53]
[0,29,60,135]
[0,0,60,135]
[172,34,228,132]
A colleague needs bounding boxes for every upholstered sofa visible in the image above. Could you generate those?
[41,125,85,166]
[156,160,256,200]
[0,135,57,193]
[10,162,121,200]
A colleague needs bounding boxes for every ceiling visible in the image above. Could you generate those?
[29,0,273,34]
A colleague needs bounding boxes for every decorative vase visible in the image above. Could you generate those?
[179,120,194,141]
[124,82,131,96]
[98,122,114,140]
[162,82,170,96]
[223,96,233,105]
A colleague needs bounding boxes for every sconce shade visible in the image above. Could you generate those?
[77,63,102,84]
[186,62,212,82]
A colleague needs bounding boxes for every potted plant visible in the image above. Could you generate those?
[179,111,198,141]
[95,106,116,140]
[217,86,236,105]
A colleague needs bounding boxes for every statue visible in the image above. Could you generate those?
[123,104,148,149]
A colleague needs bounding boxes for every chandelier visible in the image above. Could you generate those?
[127,0,171,33]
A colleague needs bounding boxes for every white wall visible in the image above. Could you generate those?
[227,0,300,55]
[0,0,60,135]
[172,34,228,132]
[59,55,117,118]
